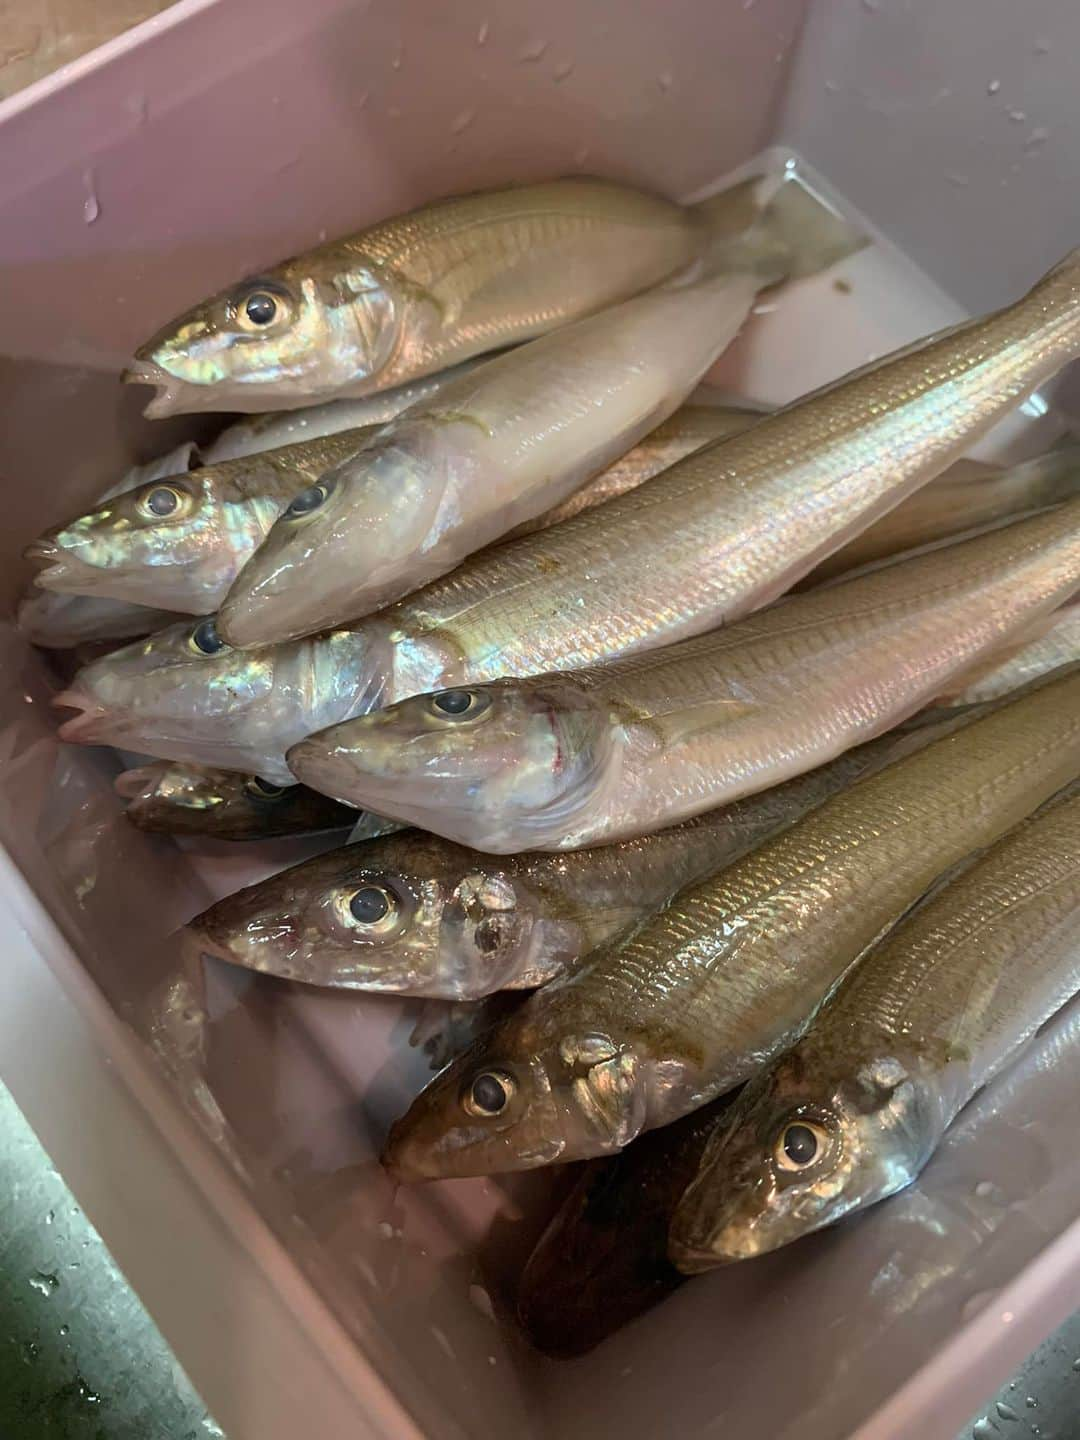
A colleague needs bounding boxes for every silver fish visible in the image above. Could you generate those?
[669,780,1080,1270]
[216,271,766,645]
[182,729,921,997]
[288,500,1080,851]
[936,596,1080,705]
[16,591,182,649]
[123,176,772,417]
[380,667,1080,1181]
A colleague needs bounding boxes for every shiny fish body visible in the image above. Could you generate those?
[26,429,377,615]
[801,444,1080,586]
[289,500,1080,851]
[117,761,364,841]
[937,597,1080,704]
[17,590,181,649]
[380,668,1080,1180]
[125,178,715,417]
[670,781,1080,1269]
[216,272,763,645]
[201,357,498,461]
[183,730,915,997]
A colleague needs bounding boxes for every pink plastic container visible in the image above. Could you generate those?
[2,3,1079,1437]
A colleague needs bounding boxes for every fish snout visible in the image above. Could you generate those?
[51,688,109,744]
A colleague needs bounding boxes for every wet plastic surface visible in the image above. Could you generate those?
[2,2,1080,1438]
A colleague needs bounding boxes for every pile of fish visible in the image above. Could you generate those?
[22,172,1080,1355]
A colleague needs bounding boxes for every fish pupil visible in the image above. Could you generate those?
[245,292,277,325]
[146,487,179,517]
[471,1073,508,1114]
[783,1123,818,1165]
[434,689,473,716]
[191,619,224,655]
[285,485,327,518]
[350,886,390,924]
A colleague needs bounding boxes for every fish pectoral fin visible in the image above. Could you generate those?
[638,697,760,750]
[570,1044,646,1149]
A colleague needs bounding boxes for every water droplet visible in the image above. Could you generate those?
[946,172,969,187]
[861,0,879,11]
[469,1283,495,1320]
[29,1271,59,1297]
[82,169,99,225]
[126,92,149,124]
[518,38,549,62]
[59,1323,69,1336]
[392,48,403,70]
[1034,38,1049,54]
[201,1419,225,1437]
[657,71,673,92]
[574,145,590,166]
[476,20,489,45]
[987,79,1001,95]
[487,1354,497,1366]
[452,108,475,134]
[45,1209,54,1225]
[825,79,839,93]
[356,91,369,110]
[1073,1358,1080,1372]
[376,1220,394,1239]
[1025,127,1050,149]
[997,1400,1021,1421]
[1026,1398,1038,1408]
[553,60,574,82]
[75,1375,100,1405]
[1008,109,1027,123]
[22,1340,40,1366]
[743,0,757,7]
[317,228,328,243]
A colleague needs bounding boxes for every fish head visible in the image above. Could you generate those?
[383,1004,648,1180]
[186,832,551,996]
[288,678,619,852]
[51,615,370,780]
[668,1042,932,1271]
[25,471,273,613]
[217,438,437,648]
[117,760,337,839]
[124,255,401,417]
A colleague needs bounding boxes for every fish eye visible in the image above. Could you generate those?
[775,1120,829,1172]
[346,884,397,928]
[244,291,278,326]
[429,689,491,721]
[245,776,286,800]
[188,618,229,657]
[138,484,187,520]
[464,1070,515,1117]
[283,482,330,519]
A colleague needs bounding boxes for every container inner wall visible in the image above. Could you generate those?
[2,3,1079,1439]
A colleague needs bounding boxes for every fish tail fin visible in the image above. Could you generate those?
[691,174,866,285]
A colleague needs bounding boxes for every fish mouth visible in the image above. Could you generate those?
[23,538,60,566]
[23,542,104,595]
[52,688,110,743]
[121,357,201,420]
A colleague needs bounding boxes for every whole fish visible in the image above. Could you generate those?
[288,500,1080,851]
[216,272,769,647]
[201,356,500,461]
[517,1095,735,1357]
[117,761,367,841]
[183,728,926,996]
[800,445,1080,586]
[669,780,1080,1271]
[123,176,757,417]
[936,597,1080,705]
[27,401,759,622]
[380,667,1080,1181]
[219,244,1080,648]
[54,242,1080,783]
[25,429,378,615]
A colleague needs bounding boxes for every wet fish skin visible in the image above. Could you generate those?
[124,178,717,418]
[16,590,182,649]
[669,781,1080,1271]
[289,500,1080,852]
[182,732,913,997]
[216,272,762,647]
[25,430,376,615]
[799,445,1080,586]
[937,597,1080,705]
[201,357,501,461]
[117,761,363,841]
[379,667,1080,1181]
[517,1094,735,1357]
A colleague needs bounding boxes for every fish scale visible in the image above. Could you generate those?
[670,783,1080,1268]
[380,669,1080,1180]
